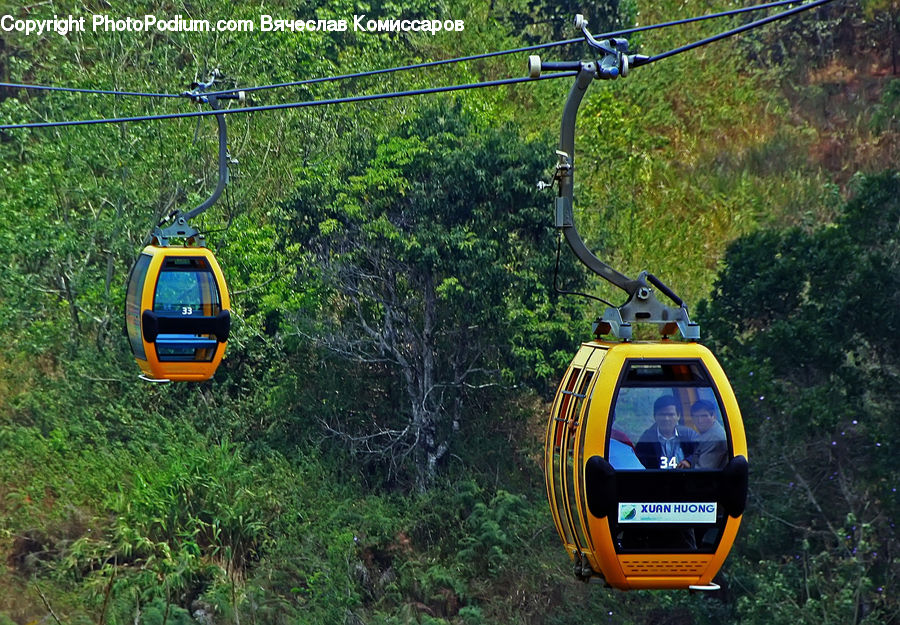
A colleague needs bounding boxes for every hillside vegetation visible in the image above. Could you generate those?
[0,0,897,623]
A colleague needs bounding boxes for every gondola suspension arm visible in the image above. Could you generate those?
[151,72,245,246]
[530,18,697,341]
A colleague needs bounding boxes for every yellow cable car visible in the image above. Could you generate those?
[124,82,240,382]
[531,23,748,590]
[125,245,230,382]
[544,340,748,590]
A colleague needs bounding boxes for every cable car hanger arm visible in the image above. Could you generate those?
[533,53,696,341]
[151,74,245,246]
[530,0,839,340]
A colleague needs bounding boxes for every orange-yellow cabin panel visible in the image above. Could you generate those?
[127,245,230,382]
[546,339,748,590]
[562,346,607,567]
[545,346,592,560]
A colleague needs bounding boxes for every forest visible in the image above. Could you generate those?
[0,0,897,623]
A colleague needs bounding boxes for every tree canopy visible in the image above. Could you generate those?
[698,171,900,624]
[281,101,584,490]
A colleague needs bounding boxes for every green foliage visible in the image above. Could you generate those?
[871,78,900,134]
[46,439,278,621]
[457,490,529,577]
[699,171,900,624]
[458,605,485,625]
[498,0,637,52]
[137,599,194,625]
[282,99,582,489]
[734,1,861,73]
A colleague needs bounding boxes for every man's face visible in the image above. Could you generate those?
[654,404,679,437]
[693,409,716,433]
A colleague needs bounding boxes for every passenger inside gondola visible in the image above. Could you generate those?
[689,400,728,469]
[608,428,643,469]
[634,396,698,470]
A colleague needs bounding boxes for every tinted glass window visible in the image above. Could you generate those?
[151,257,221,363]
[608,360,729,471]
[153,257,221,316]
[607,360,732,555]
[125,254,152,359]
[622,362,709,385]
[610,385,727,470]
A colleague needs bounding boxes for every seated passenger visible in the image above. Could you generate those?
[689,399,728,469]
[635,396,697,469]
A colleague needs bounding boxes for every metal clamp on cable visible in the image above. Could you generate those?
[183,71,246,105]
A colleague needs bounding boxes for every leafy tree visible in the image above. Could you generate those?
[871,78,900,134]
[282,100,582,491]
[735,2,860,72]
[863,0,900,75]
[497,0,637,54]
[698,171,900,624]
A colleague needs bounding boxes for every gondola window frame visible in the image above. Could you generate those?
[606,358,736,466]
[126,253,152,361]
[605,357,736,556]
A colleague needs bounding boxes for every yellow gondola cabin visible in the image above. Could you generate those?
[124,82,240,382]
[544,340,748,590]
[125,245,230,382]
[529,32,751,590]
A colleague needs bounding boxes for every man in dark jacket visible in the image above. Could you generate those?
[634,395,698,469]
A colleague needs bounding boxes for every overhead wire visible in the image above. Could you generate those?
[203,37,583,97]
[202,0,818,98]
[0,82,180,98]
[0,72,578,130]
[0,0,837,131]
[594,0,817,41]
[0,38,580,101]
[642,0,836,64]
[1,0,821,102]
